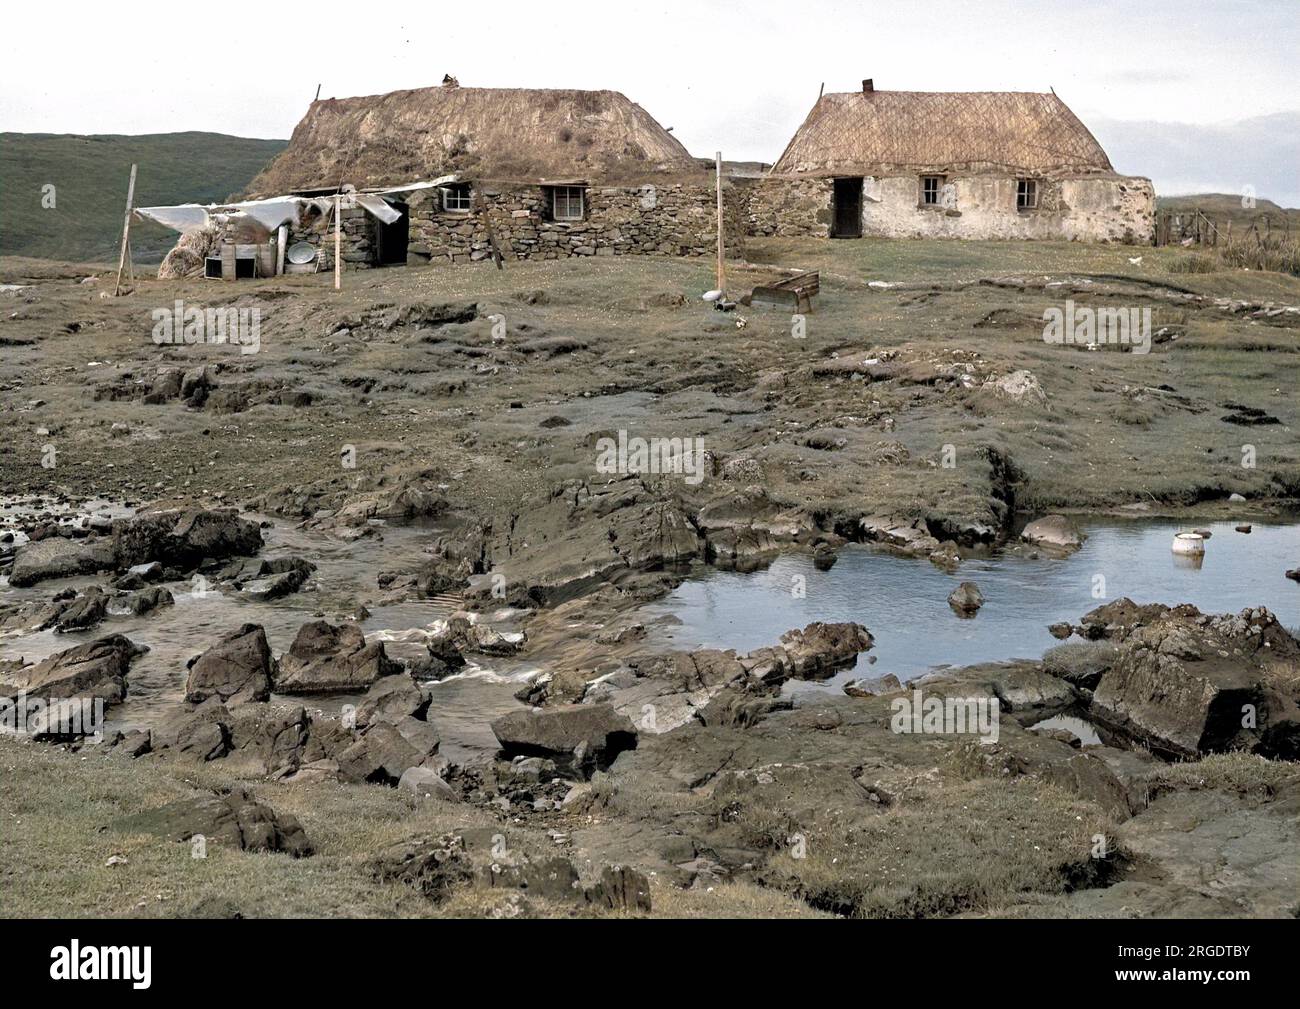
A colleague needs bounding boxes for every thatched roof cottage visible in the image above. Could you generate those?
[238,81,740,271]
[751,82,1154,243]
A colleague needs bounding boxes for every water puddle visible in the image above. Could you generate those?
[635,518,1300,694]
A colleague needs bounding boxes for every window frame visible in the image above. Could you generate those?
[920,174,945,207]
[549,185,585,222]
[1016,178,1039,211]
[442,183,473,213]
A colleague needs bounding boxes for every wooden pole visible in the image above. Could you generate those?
[314,83,321,102]
[715,151,725,296]
[114,163,137,296]
[334,193,342,290]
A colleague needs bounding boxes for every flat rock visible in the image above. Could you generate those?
[491,703,638,776]
[8,537,116,587]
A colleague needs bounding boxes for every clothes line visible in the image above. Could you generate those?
[134,174,461,233]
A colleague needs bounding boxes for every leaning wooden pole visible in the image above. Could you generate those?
[715,151,725,296]
[333,193,342,291]
[114,163,137,296]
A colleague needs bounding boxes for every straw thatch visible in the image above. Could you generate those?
[157,226,220,279]
[247,85,699,194]
[771,90,1114,178]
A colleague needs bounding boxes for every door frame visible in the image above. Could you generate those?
[831,177,864,239]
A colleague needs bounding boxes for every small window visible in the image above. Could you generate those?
[920,175,944,206]
[443,183,472,212]
[1016,178,1039,210]
[549,185,584,222]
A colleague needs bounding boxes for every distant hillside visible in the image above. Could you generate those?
[0,132,286,263]
[1156,193,1299,232]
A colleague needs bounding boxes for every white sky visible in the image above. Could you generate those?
[2,0,1296,171]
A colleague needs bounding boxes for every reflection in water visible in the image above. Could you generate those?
[637,519,1300,693]
[3,512,1297,755]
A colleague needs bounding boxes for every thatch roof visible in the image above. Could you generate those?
[246,85,700,194]
[771,90,1114,178]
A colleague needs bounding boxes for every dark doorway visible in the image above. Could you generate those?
[375,200,410,265]
[832,178,863,238]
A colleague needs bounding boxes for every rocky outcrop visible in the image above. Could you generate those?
[369,834,472,902]
[184,624,275,705]
[112,787,312,857]
[112,506,262,571]
[485,477,702,604]
[774,621,874,680]
[1089,605,1300,758]
[274,621,401,695]
[491,703,638,776]
[696,487,810,566]
[9,507,262,587]
[859,515,940,556]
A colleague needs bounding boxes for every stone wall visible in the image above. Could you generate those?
[302,181,746,270]
[742,177,833,238]
[746,174,1155,244]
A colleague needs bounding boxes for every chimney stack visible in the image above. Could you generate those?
[862,79,874,93]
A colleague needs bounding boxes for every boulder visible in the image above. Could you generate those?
[399,766,458,802]
[112,787,312,857]
[124,585,174,616]
[184,624,275,705]
[843,673,903,697]
[355,674,432,728]
[777,621,874,679]
[427,614,526,658]
[151,699,232,761]
[1021,514,1085,553]
[491,703,638,775]
[53,587,108,632]
[275,620,401,695]
[234,557,316,601]
[337,718,441,785]
[947,581,984,616]
[112,506,262,571]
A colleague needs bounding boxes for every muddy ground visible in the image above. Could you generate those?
[1,239,1297,918]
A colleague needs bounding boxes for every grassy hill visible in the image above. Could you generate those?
[1156,193,1299,232]
[0,132,286,263]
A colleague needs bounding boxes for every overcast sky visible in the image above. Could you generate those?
[3,0,1297,202]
